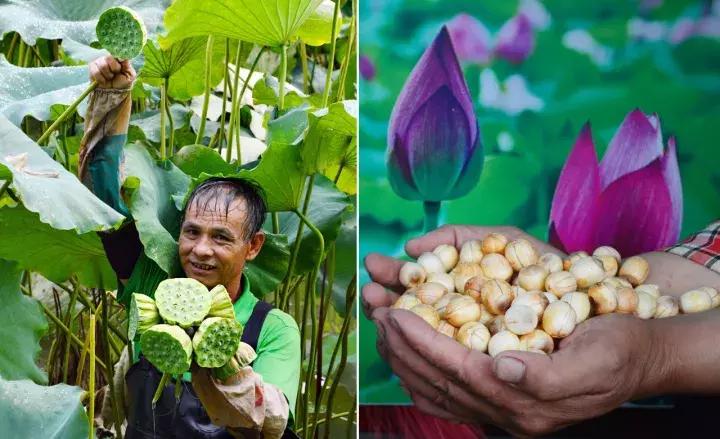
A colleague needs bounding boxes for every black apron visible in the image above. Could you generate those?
[124,301,299,439]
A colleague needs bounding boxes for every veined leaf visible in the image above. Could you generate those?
[301,100,357,175]
[296,0,341,47]
[245,232,290,298]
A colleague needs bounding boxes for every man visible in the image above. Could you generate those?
[81,55,301,439]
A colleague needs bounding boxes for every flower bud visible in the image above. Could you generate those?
[635,284,660,299]
[615,287,639,314]
[392,294,421,311]
[618,256,649,286]
[545,271,577,298]
[512,291,548,319]
[519,329,554,354]
[588,283,618,314]
[427,272,455,294]
[542,301,577,338]
[481,233,508,254]
[634,292,657,319]
[517,264,549,291]
[415,282,448,306]
[399,262,426,288]
[538,253,563,273]
[680,289,713,313]
[488,330,521,357]
[456,321,491,352]
[561,292,591,323]
[445,295,482,327]
[437,320,457,338]
[459,240,484,264]
[504,304,538,335]
[409,304,440,329]
[480,253,513,281]
[481,279,515,314]
[433,244,459,271]
[451,262,484,293]
[654,295,679,318]
[569,256,606,289]
[417,252,446,275]
[504,239,539,271]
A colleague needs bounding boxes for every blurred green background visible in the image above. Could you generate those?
[358,0,720,404]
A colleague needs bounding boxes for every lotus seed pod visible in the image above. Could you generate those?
[595,255,619,278]
[504,305,538,335]
[604,277,632,289]
[128,293,160,340]
[96,6,147,60]
[140,324,193,375]
[618,256,649,286]
[481,233,508,254]
[433,292,464,317]
[588,283,618,314]
[680,289,713,313]
[487,315,507,335]
[538,253,563,273]
[569,257,606,289]
[654,295,679,318]
[432,244,459,271]
[212,342,258,380]
[519,329,554,354]
[542,301,577,338]
[154,278,212,328]
[545,271,577,298]
[427,272,455,294]
[451,262,484,293]
[456,321,491,352]
[417,252,446,275]
[517,264,549,291]
[480,253,513,281]
[410,304,440,329]
[481,279,515,314]
[563,251,589,270]
[208,285,235,319]
[437,320,457,338]
[698,287,720,308]
[634,292,657,320]
[459,240,484,264]
[635,284,660,299]
[445,296,482,327]
[415,282,448,305]
[512,291,548,320]
[399,262,426,288]
[488,331,521,357]
[615,287,639,314]
[192,317,243,368]
[504,239,539,271]
[561,292,591,323]
[478,304,494,325]
[392,294,421,311]
[543,292,558,304]
[593,246,621,262]
[464,275,487,301]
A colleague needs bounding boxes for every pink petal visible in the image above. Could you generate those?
[662,137,683,243]
[600,109,663,189]
[494,13,535,64]
[549,124,602,253]
[446,13,492,64]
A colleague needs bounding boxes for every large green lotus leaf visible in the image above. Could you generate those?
[0,116,125,233]
[330,212,355,316]
[0,0,168,46]
[324,136,356,195]
[123,142,191,275]
[0,376,89,438]
[279,174,351,275]
[245,232,290,298]
[0,260,48,384]
[161,0,323,49]
[171,144,235,178]
[0,56,90,126]
[301,100,357,175]
[0,207,116,288]
[295,0,340,47]
[129,103,192,143]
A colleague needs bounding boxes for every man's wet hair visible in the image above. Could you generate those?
[183,178,267,241]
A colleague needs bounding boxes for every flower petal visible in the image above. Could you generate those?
[359,54,376,81]
[600,109,663,189]
[662,136,683,243]
[548,124,602,252]
[446,13,492,64]
[494,13,535,64]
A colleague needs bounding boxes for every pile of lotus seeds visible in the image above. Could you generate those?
[393,233,720,357]
[130,278,254,380]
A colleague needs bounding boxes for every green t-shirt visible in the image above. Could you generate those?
[133,274,301,419]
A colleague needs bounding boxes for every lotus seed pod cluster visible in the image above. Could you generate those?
[392,234,720,358]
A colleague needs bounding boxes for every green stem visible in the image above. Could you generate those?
[152,373,170,407]
[38,82,98,145]
[295,411,351,434]
[195,35,214,144]
[280,175,315,309]
[0,180,11,199]
[299,42,310,93]
[278,44,288,111]
[62,278,80,383]
[101,292,124,439]
[423,200,441,233]
[55,282,129,344]
[29,43,47,67]
[272,213,280,234]
[215,39,230,150]
[6,33,19,60]
[302,269,317,436]
[164,77,175,155]
[160,79,167,160]
[226,42,243,163]
[87,313,96,439]
[296,273,311,419]
[335,2,356,102]
[346,400,357,439]
[234,46,265,164]
[39,302,107,370]
[321,0,342,108]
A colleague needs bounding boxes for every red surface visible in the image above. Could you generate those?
[359,405,485,439]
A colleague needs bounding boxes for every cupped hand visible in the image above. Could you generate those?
[89,55,136,89]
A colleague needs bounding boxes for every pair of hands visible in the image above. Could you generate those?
[363,225,661,437]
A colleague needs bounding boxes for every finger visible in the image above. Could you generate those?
[96,57,114,81]
[362,282,398,319]
[89,63,104,83]
[364,253,406,292]
[107,56,122,73]
[405,225,463,258]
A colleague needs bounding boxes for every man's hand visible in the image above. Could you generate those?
[89,55,136,89]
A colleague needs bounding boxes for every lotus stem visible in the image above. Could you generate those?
[0,180,11,199]
[295,410,351,434]
[39,302,106,371]
[280,175,315,309]
[164,77,175,155]
[226,42,243,163]
[88,313,96,439]
[300,42,310,93]
[152,373,170,407]
[321,0,342,108]
[278,43,288,111]
[160,79,167,160]
[38,82,98,145]
[6,33,19,60]
[195,35,214,144]
[62,278,80,383]
[214,38,230,150]
[423,200,441,233]
[234,46,265,165]
[335,2,357,102]
[101,291,124,439]
[346,400,357,438]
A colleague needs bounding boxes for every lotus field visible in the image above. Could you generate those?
[0,0,357,437]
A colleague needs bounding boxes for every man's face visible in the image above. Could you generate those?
[178,195,264,291]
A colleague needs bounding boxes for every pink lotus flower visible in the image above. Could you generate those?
[549,109,683,257]
[494,13,535,64]
[446,13,492,64]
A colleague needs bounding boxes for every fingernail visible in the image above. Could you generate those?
[494,356,526,384]
[388,313,400,329]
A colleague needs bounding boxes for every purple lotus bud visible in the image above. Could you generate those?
[549,110,682,256]
[494,13,535,64]
[446,13,492,64]
[387,26,483,202]
[359,54,376,81]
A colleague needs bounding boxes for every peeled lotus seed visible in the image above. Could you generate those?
[588,283,618,314]
[634,292,657,320]
[459,240,484,264]
[427,272,456,294]
[451,263,484,293]
[569,257,606,289]
[698,287,720,308]
[545,271,577,298]
[417,252,446,275]
[481,233,508,254]
[481,279,515,315]
[504,239,539,271]
[654,296,679,318]
[504,305,538,335]
[538,253,563,273]
[542,301,577,338]
[563,251,589,271]
[456,322,491,352]
[512,291,548,320]
[488,331,521,357]
[415,282,448,305]
[399,262,426,288]
[618,256,649,286]
[519,329,554,354]
[409,304,441,328]
[680,289,713,313]
[480,253,513,281]
[432,244,459,271]
[615,287,639,314]
[444,296,482,327]
[517,264,549,291]
[561,292,591,323]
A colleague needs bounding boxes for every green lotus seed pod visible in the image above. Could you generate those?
[154,278,212,328]
[192,317,243,368]
[140,324,193,375]
[208,285,235,319]
[128,293,160,340]
[211,342,257,380]
[96,6,147,60]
